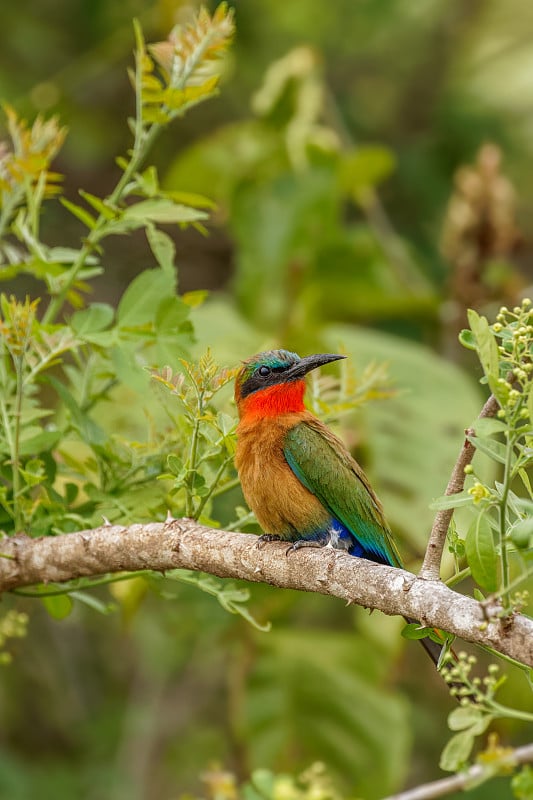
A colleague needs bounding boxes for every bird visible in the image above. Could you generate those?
[234,348,446,669]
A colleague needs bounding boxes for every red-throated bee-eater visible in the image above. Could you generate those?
[235,348,444,667]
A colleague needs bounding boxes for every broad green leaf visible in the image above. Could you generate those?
[18,429,62,456]
[528,380,533,429]
[467,434,508,465]
[117,268,175,328]
[244,770,275,800]
[155,296,189,331]
[71,303,114,337]
[122,198,209,225]
[167,454,184,477]
[439,730,475,772]
[465,513,498,592]
[448,706,486,731]
[472,417,508,436]
[110,345,150,392]
[245,629,410,798]
[511,518,533,549]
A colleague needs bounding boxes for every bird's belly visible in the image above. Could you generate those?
[235,420,329,539]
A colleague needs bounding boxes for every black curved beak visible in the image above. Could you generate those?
[286,353,346,380]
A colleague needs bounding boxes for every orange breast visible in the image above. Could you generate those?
[235,415,329,538]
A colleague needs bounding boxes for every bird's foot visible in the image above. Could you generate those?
[256,534,283,550]
[285,539,328,556]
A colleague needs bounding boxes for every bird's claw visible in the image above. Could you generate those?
[256,534,282,550]
[285,539,327,556]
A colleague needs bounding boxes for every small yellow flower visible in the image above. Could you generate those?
[468,482,490,503]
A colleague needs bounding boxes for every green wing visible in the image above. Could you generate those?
[284,419,402,567]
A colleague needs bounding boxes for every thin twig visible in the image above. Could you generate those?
[384,742,533,800]
[419,394,500,581]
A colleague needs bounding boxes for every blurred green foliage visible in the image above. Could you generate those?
[0,2,532,800]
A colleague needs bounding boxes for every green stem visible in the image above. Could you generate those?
[11,570,152,597]
[195,455,233,518]
[0,185,25,241]
[226,511,256,531]
[42,76,161,327]
[489,699,533,724]
[211,476,241,498]
[499,430,514,610]
[478,643,533,677]
[12,356,24,532]
[185,391,203,518]
[445,565,471,588]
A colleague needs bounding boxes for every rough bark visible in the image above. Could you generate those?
[1,518,531,666]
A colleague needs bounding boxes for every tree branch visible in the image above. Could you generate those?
[1,519,531,666]
[419,393,500,580]
[384,742,533,800]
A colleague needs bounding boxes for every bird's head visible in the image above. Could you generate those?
[235,349,345,419]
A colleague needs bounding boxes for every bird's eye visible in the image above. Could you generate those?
[258,365,271,377]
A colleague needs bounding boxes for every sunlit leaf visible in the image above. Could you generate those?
[465,513,498,592]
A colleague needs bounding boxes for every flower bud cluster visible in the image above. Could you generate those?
[442,652,501,706]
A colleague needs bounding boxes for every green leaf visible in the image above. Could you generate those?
[511,518,533,549]
[448,706,486,731]
[401,622,432,640]
[155,296,189,330]
[42,594,73,620]
[146,225,176,276]
[467,434,508,465]
[167,454,184,477]
[69,591,115,614]
[47,376,107,446]
[60,198,97,230]
[245,629,410,798]
[465,513,498,592]
[18,429,62,456]
[459,329,476,350]
[518,468,533,499]
[71,303,115,337]
[512,766,533,800]
[430,490,473,511]
[78,190,117,220]
[122,198,209,225]
[117,268,175,328]
[439,730,476,772]
[339,146,396,199]
[467,309,500,396]
[168,570,271,632]
[110,345,150,392]
[473,417,508,436]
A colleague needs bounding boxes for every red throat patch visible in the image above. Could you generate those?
[239,381,306,419]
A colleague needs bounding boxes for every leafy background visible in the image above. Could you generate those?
[1,1,533,799]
